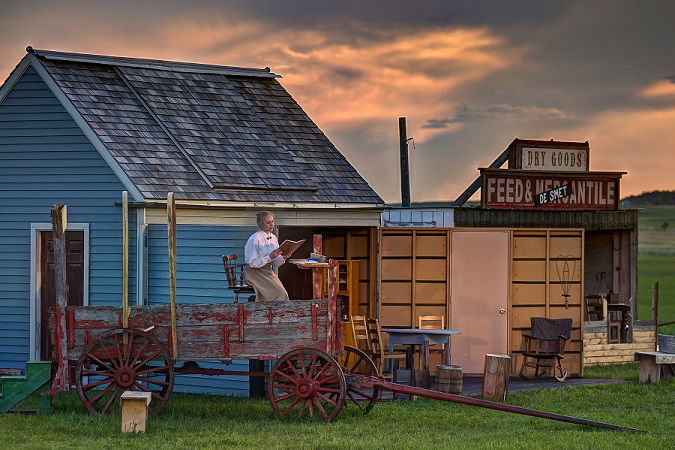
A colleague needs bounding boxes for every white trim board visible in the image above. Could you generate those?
[29,223,90,361]
[0,56,32,105]
[136,208,147,306]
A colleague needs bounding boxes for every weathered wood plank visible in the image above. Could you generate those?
[585,343,654,352]
[59,300,332,361]
[167,192,178,358]
[51,204,70,390]
[583,355,634,364]
[71,301,327,328]
[122,191,129,328]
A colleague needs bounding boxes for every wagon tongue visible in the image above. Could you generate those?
[349,375,645,433]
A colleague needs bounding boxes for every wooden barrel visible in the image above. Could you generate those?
[435,365,462,394]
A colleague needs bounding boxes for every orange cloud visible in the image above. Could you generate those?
[641,80,675,98]
[539,106,675,198]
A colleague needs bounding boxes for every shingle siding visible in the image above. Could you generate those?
[0,67,137,368]
[146,224,257,395]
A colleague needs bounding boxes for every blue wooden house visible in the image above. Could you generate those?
[0,48,383,396]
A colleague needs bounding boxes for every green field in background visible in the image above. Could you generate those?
[636,206,675,334]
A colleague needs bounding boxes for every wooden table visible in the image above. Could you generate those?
[382,328,461,370]
[634,351,675,383]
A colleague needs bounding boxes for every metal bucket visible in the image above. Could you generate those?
[658,334,675,354]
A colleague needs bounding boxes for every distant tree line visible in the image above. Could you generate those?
[621,190,675,206]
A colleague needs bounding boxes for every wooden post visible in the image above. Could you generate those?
[51,204,70,390]
[122,191,129,332]
[327,259,338,354]
[312,234,323,299]
[121,391,151,433]
[399,117,411,207]
[652,281,659,351]
[482,354,511,401]
[167,193,178,359]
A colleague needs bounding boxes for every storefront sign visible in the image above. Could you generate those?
[507,139,590,172]
[521,147,588,172]
[480,170,622,210]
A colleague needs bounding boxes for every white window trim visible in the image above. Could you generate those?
[29,223,90,361]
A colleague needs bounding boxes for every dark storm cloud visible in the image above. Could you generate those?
[1,0,675,201]
[423,119,456,129]
[200,0,571,29]
[422,104,568,128]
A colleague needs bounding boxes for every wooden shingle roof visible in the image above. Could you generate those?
[29,49,382,204]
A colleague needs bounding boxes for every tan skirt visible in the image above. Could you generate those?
[243,265,289,302]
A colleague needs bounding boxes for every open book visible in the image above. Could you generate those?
[277,239,306,258]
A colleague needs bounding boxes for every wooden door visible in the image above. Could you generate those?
[39,230,84,360]
[450,231,510,374]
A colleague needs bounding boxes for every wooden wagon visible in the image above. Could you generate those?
[55,291,380,419]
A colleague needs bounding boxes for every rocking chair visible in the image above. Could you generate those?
[519,317,572,382]
[221,254,255,303]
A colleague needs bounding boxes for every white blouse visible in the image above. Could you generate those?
[244,230,285,269]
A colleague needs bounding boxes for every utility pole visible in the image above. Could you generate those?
[399,117,411,207]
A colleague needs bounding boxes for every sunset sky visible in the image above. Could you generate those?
[1,1,674,203]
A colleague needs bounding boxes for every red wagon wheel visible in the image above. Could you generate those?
[268,348,346,422]
[339,345,381,412]
[75,328,174,415]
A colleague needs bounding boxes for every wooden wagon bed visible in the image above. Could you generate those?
[57,299,339,362]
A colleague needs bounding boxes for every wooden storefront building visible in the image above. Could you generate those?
[378,139,654,377]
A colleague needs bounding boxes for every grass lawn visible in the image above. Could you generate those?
[1,364,673,449]
[638,254,675,334]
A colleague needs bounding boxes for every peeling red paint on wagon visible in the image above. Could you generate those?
[66,308,75,349]
[223,325,230,358]
[311,303,318,340]
[76,319,115,329]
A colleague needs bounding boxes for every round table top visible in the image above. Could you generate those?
[381,328,461,335]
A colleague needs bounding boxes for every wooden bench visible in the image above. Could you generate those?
[634,351,675,383]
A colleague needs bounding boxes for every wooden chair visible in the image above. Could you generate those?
[349,316,371,353]
[606,294,632,344]
[366,318,407,377]
[519,317,572,382]
[221,254,254,303]
[584,294,607,321]
[418,315,445,370]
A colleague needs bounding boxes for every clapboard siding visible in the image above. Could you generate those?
[0,67,137,368]
[146,224,257,396]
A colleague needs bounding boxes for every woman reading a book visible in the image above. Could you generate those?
[243,211,290,302]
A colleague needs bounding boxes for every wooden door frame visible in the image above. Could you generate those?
[29,223,89,361]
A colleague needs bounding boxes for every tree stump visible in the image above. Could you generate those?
[482,354,511,401]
